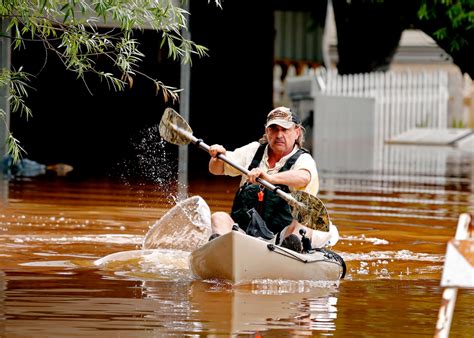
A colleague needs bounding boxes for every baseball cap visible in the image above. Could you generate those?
[265,107,301,129]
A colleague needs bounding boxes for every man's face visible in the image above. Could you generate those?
[265,124,300,155]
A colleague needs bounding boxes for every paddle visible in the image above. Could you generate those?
[159,108,330,232]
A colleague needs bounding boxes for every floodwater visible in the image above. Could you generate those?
[1,143,473,337]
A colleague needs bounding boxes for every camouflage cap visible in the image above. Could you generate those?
[265,107,301,129]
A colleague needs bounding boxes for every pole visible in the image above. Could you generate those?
[0,19,11,203]
[178,0,191,201]
[0,19,11,159]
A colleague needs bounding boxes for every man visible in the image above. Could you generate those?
[208,106,338,250]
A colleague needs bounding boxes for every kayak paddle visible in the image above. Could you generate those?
[159,107,330,232]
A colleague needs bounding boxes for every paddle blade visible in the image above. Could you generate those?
[143,196,212,251]
[159,108,193,145]
[290,191,330,232]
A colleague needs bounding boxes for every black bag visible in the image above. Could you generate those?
[245,208,274,240]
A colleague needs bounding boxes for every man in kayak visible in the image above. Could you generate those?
[207,106,339,250]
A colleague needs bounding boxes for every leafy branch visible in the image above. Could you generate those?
[0,68,32,161]
[418,0,474,52]
[0,0,221,160]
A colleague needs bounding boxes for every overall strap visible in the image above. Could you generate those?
[278,148,309,172]
[248,143,267,170]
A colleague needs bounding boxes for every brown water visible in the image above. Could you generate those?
[1,145,473,337]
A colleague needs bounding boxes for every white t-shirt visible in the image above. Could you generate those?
[222,141,319,196]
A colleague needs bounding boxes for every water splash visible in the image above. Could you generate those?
[91,196,211,282]
[112,125,183,205]
[341,234,389,245]
[93,248,192,281]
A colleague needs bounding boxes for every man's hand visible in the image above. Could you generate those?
[247,168,271,184]
[208,144,226,158]
[208,144,227,175]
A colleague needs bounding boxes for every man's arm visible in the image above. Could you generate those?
[247,168,311,189]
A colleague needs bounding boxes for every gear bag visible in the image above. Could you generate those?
[245,208,274,240]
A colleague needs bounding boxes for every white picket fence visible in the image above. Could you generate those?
[320,68,449,141]
[283,66,451,176]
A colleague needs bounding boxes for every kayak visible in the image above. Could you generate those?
[189,230,346,284]
[94,195,345,284]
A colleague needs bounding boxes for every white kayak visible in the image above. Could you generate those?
[189,230,346,284]
[95,195,345,284]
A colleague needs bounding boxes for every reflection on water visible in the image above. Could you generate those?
[0,141,473,336]
[143,280,339,335]
[0,173,7,204]
[0,270,5,337]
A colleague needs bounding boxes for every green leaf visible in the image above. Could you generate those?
[450,38,461,51]
[418,3,429,20]
[433,27,448,39]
